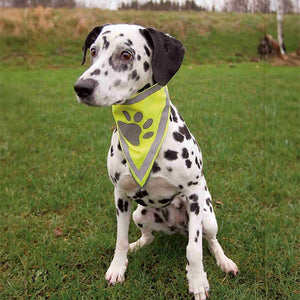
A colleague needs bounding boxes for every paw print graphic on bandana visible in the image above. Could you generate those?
[118,111,154,146]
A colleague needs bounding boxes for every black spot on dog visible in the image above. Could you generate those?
[102,36,110,49]
[138,83,151,93]
[141,209,147,215]
[137,223,143,228]
[152,161,161,173]
[205,186,208,191]
[182,148,189,159]
[129,69,137,80]
[135,75,140,81]
[194,237,198,243]
[185,159,192,168]
[167,167,173,172]
[206,198,211,206]
[179,124,192,140]
[190,202,200,215]
[114,80,121,87]
[114,172,120,182]
[195,157,201,169]
[144,45,150,56]
[116,208,119,216]
[110,145,114,157]
[91,69,101,76]
[117,198,124,212]
[210,206,213,213]
[178,113,184,122]
[164,150,178,161]
[117,142,122,151]
[173,131,184,142]
[154,213,163,223]
[104,71,108,76]
[178,184,183,189]
[188,181,198,186]
[122,159,127,165]
[143,61,150,72]
[124,201,129,212]
[159,198,172,204]
[119,33,124,36]
[149,199,154,204]
[189,194,198,202]
[102,30,111,35]
[171,107,178,123]
[137,54,141,61]
[135,189,148,198]
[162,209,169,222]
[196,230,200,237]
[127,39,133,45]
[136,199,147,206]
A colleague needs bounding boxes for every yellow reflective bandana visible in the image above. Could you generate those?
[112,84,170,187]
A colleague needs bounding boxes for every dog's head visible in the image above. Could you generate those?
[74,24,185,106]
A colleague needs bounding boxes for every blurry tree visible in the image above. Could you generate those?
[277,0,286,55]
[283,0,294,13]
[120,0,204,11]
[252,0,271,13]
[12,0,75,7]
[12,0,28,7]
[224,0,249,12]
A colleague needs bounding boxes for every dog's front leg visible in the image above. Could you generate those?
[105,188,131,285]
[186,182,210,300]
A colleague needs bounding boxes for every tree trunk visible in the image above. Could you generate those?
[277,0,286,55]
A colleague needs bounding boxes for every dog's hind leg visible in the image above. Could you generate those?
[129,205,155,252]
[202,187,239,275]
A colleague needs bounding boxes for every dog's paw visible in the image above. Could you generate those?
[105,258,128,285]
[129,235,155,252]
[186,265,209,300]
[218,256,239,276]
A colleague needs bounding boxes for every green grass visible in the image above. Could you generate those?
[0,9,300,69]
[0,63,299,299]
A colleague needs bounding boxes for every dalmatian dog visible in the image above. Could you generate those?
[74,24,238,300]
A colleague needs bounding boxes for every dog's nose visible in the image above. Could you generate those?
[74,78,97,98]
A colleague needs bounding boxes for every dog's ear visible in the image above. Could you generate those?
[141,28,185,86]
[81,25,105,65]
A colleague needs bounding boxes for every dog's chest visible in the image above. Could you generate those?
[107,103,203,208]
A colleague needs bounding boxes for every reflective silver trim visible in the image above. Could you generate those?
[124,84,163,105]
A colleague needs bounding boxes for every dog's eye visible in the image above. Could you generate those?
[91,48,97,58]
[121,51,132,61]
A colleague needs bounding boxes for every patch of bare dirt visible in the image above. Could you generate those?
[271,51,300,67]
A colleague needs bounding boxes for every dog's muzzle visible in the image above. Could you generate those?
[74,78,97,100]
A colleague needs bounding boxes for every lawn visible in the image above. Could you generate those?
[0,62,299,299]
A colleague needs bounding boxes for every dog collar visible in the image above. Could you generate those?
[112,84,170,187]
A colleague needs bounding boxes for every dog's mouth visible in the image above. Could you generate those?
[77,96,97,107]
